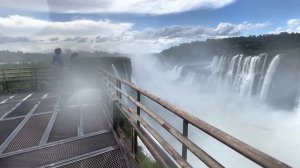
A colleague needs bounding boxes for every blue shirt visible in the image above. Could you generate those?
[52,54,63,68]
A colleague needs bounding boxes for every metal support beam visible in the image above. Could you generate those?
[112,100,120,130]
[182,119,189,160]
[134,91,141,154]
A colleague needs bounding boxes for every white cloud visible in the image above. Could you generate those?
[136,21,270,40]
[0,15,269,53]
[0,0,235,15]
[287,19,300,32]
[0,15,133,38]
[269,19,300,34]
[215,21,271,35]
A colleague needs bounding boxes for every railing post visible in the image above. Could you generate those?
[2,70,7,92]
[182,119,189,160]
[1,70,4,91]
[30,69,34,90]
[116,80,122,99]
[131,126,135,153]
[34,68,38,90]
[133,91,141,154]
[113,79,121,130]
[136,91,141,125]
[112,100,119,130]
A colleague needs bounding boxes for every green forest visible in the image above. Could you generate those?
[160,32,300,64]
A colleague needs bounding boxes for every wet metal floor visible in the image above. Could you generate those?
[0,91,132,168]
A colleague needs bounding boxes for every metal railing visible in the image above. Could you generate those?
[100,69,291,168]
[0,67,52,92]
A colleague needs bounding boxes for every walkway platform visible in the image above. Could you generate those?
[0,92,137,168]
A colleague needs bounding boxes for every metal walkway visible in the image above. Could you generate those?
[0,92,136,168]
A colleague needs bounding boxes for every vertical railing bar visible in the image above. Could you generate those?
[117,80,122,99]
[136,91,141,125]
[112,99,118,130]
[131,126,135,153]
[134,91,141,154]
[34,68,38,90]
[182,119,189,160]
[2,70,5,92]
[30,68,34,90]
[2,69,7,92]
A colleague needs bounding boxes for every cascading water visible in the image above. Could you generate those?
[259,55,281,101]
[208,55,227,85]
[129,54,300,167]
[208,54,281,101]
[112,64,120,78]
[237,56,261,96]
[170,65,183,81]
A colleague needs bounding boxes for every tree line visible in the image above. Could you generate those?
[160,32,300,64]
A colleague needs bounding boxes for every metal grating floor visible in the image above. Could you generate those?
[0,92,135,168]
[0,132,117,167]
[0,102,17,118]
[3,113,52,153]
[59,148,128,168]
[34,97,57,114]
[47,107,80,142]
[5,100,37,118]
[0,118,24,145]
[83,105,110,134]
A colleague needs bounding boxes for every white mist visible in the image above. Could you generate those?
[130,54,300,167]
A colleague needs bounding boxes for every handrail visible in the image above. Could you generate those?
[0,67,52,92]
[0,66,51,71]
[111,83,223,168]
[115,102,182,168]
[101,69,291,168]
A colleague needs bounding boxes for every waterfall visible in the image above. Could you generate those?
[259,55,281,101]
[208,55,227,85]
[112,64,120,78]
[207,53,285,101]
[226,55,239,84]
[209,54,263,96]
[170,65,183,80]
[123,63,130,81]
[238,56,261,96]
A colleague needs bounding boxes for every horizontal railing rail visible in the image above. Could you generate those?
[100,69,291,168]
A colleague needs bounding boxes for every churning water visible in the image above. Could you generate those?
[129,54,300,167]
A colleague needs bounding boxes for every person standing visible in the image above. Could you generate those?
[52,48,64,102]
[52,48,63,68]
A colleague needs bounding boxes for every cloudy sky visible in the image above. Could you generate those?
[0,0,299,53]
